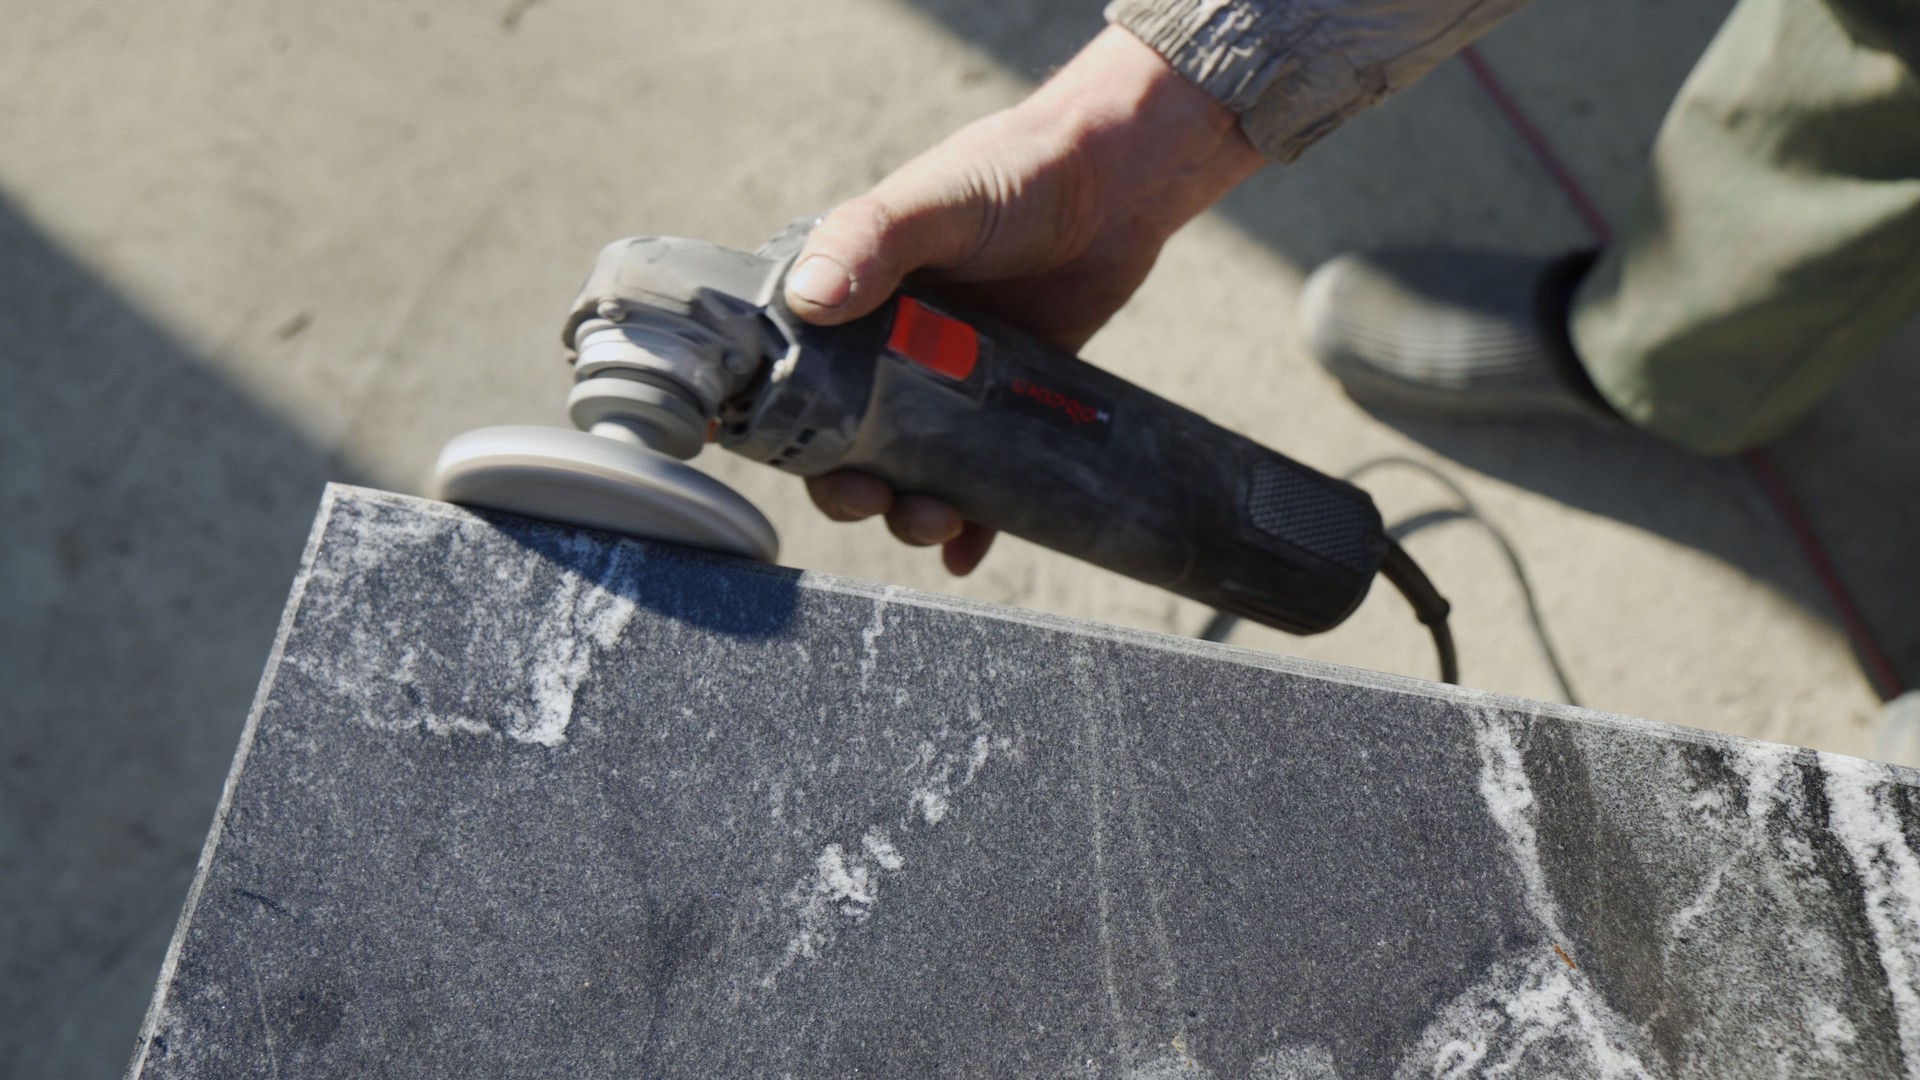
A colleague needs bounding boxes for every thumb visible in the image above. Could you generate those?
[784,192,982,325]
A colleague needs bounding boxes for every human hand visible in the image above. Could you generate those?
[786,25,1263,575]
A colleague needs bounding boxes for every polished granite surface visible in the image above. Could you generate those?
[130,486,1920,1077]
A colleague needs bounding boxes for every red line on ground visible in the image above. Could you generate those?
[1743,449,1905,698]
[1457,44,1905,700]
[1459,48,1613,246]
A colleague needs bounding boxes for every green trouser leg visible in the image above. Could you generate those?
[1570,0,1920,455]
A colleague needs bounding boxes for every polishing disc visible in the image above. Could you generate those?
[431,425,779,562]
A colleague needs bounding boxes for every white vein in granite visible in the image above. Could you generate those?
[1555,728,1895,1074]
[508,551,637,746]
[862,828,904,871]
[1705,739,1876,1069]
[765,829,895,986]
[763,704,1010,989]
[1666,741,1802,941]
[1660,742,1847,1033]
[296,519,638,748]
[909,704,1010,827]
[858,590,893,692]
[911,738,955,826]
[1809,1000,1864,1066]
[1821,752,1920,1077]
[1395,711,1655,1078]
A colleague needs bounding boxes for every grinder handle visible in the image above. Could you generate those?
[795,292,1389,635]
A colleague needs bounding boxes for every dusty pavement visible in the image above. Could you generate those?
[2,0,1914,1073]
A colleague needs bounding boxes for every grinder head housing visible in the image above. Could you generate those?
[429,234,804,560]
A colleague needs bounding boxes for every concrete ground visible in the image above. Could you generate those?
[2,0,1913,1073]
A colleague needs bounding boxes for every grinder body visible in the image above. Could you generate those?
[740,288,1384,635]
[555,234,1388,635]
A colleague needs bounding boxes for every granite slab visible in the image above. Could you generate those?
[129,485,1920,1077]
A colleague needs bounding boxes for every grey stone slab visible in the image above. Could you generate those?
[130,487,1920,1077]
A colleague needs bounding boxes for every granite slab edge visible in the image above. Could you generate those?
[317,484,1893,770]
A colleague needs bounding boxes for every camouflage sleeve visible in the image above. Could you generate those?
[1104,0,1529,162]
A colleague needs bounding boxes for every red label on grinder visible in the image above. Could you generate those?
[887,297,978,381]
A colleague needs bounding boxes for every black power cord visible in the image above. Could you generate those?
[1380,540,1458,684]
[1199,456,1582,706]
[1355,457,1582,706]
[1196,539,1457,685]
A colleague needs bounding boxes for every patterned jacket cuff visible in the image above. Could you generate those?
[1104,0,1522,164]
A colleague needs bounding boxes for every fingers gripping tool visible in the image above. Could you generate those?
[431,225,1456,670]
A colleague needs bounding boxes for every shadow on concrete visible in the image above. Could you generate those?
[888,0,1920,688]
[0,192,364,1074]
[1769,337,1920,686]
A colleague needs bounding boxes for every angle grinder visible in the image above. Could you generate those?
[430,224,1457,676]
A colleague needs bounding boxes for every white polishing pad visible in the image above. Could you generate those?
[431,426,778,562]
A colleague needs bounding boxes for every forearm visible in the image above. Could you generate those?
[1018,25,1266,246]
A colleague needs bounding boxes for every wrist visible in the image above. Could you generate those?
[1019,25,1264,243]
